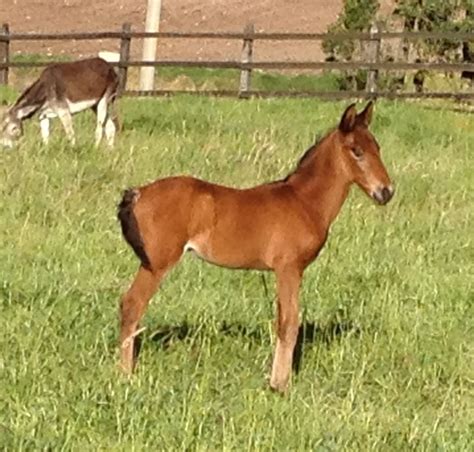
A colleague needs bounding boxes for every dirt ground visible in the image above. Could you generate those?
[1,0,344,62]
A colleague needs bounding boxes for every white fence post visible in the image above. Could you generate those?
[140,0,162,91]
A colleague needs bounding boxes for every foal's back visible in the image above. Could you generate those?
[133,176,318,270]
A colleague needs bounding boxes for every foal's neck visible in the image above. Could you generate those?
[287,131,352,230]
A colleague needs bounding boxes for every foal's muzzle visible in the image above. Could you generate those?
[372,185,394,205]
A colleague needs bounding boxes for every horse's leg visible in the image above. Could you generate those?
[94,96,107,147]
[119,266,161,374]
[119,248,182,374]
[104,117,116,147]
[39,116,50,144]
[57,106,75,145]
[270,265,302,393]
[104,96,118,147]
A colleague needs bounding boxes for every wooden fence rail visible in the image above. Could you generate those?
[3,60,473,72]
[0,23,473,100]
[1,30,473,41]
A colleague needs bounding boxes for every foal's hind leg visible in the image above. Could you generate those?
[120,266,161,374]
[270,265,302,393]
[119,250,182,374]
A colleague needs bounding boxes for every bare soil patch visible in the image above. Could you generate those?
[1,0,343,62]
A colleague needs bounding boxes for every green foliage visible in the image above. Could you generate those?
[0,84,18,104]
[323,0,380,61]
[394,0,474,60]
[322,0,380,92]
[339,0,380,31]
[1,98,474,449]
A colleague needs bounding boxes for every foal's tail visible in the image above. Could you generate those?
[118,189,151,270]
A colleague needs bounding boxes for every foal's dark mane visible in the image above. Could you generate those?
[279,130,332,183]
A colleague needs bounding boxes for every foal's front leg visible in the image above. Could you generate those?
[270,265,302,393]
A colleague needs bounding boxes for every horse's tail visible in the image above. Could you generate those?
[117,189,151,270]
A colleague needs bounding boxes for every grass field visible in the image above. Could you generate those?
[0,95,473,450]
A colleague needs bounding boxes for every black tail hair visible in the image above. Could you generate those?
[117,189,151,269]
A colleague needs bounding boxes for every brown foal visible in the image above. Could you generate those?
[117,102,394,392]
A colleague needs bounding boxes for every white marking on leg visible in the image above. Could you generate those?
[39,117,50,144]
[183,239,214,262]
[184,241,198,254]
[121,326,147,349]
[104,117,116,147]
[94,97,108,147]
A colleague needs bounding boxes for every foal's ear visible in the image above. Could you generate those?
[356,101,374,128]
[339,103,357,133]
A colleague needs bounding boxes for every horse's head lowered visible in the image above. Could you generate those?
[0,109,23,149]
[337,102,394,205]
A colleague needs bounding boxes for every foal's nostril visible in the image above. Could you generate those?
[381,186,393,203]
[373,186,394,205]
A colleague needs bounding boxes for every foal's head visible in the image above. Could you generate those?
[337,102,394,205]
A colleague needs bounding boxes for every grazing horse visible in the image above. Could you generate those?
[117,102,394,392]
[0,58,118,148]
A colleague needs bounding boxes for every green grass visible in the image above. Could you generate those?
[9,53,72,82]
[1,97,473,449]
[151,66,341,92]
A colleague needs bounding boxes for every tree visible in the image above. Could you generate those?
[394,0,474,62]
[322,0,380,90]
[323,0,380,61]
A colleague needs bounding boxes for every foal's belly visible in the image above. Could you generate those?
[184,215,313,271]
[184,230,273,270]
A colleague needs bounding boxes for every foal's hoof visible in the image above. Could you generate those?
[269,379,289,395]
[118,361,134,377]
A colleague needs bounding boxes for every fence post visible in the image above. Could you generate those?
[0,23,10,86]
[118,23,132,94]
[140,0,162,91]
[239,23,254,98]
[365,22,381,96]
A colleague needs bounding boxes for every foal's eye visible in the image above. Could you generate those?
[350,146,364,159]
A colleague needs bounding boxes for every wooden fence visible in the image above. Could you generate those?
[0,23,473,100]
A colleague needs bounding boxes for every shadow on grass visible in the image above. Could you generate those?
[292,319,361,374]
[148,321,264,349]
[134,316,360,375]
